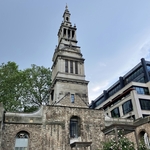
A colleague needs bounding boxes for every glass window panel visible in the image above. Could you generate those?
[95,97,105,107]
[15,131,29,150]
[144,88,149,95]
[75,61,78,74]
[122,100,133,115]
[135,87,149,95]
[140,99,150,110]
[70,117,80,138]
[65,60,68,73]
[15,139,28,147]
[71,94,75,103]
[147,65,150,76]
[111,107,120,118]
[70,121,78,138]
[70,61,73,73]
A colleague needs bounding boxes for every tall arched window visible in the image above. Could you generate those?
[15,131,29,150]
[70,116,81,138]
[139,131,150,149]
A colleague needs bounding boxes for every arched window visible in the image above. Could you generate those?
[70,116,81,138]
[15,131,29,150]
[139,131,150,149]
[66,17,69,21]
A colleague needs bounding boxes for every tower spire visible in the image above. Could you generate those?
[50,7,89,107]
[63,4,71,23]
[65,4,68,10]
[57,6,78,50]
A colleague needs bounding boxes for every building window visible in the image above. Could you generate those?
[134,86,149,95]
[147,65,150,76]
[95,96,105,107]
[139,99,150,110]
[122,100,133,115]
[108,84,120,97]
[63,28,66,37]
[75,61,78,74]
[124,67,144,85]
[15,131,29,150]
[51,90,54,101]
[70,116,80,138]
[70,60,73,73]
[68,30,71,38]
[111,107,120,118]
[65,60,68,73]
[72,30,75,39]
[66,17,69,21]
[71,94,75,103]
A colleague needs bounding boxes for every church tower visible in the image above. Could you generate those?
[50,6,89,107]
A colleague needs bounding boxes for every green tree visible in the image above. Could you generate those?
[22,64,52,112]
[0,62,23,111]
[0,62,51,112]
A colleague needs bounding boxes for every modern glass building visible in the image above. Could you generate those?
[90,58,150,120]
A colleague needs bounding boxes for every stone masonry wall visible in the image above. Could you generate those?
[126,122,150,149]
[1,105,105,150]
[44,106,105,150]
[55,93,88,108]
[2,124,42,150]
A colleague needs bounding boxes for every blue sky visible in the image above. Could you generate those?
[1,1,150,103]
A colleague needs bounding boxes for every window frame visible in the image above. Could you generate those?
[70,116,80,138]
[122,100,133,115]
[111,107,120,118]
[65,60,68,73]
[139,99,150,110]
[71,94,75,103]
[70,60,73,73]
[134,86,149,95]
[75,61,78,74]
[15,131,29,150]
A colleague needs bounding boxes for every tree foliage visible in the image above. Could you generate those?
[22,64,52,112]
[0,62,51,112]
[102,131,134,150]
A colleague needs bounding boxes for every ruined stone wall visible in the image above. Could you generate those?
[136,123,150,138]
[2,124,42,150]
[126,122,150,149]
[1,106,105,150]
[44,106,105,150]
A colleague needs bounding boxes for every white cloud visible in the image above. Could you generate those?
[92,86,101,92]
[98,62,107,67]
[88,80,109,103]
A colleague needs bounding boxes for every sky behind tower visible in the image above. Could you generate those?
[1,1,150,102]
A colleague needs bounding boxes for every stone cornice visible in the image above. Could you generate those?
[52,48,83,63]
[51,75,89,88]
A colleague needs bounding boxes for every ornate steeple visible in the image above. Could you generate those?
[50,6,89,107]
[57,6,78,50]
[63,4,71,23]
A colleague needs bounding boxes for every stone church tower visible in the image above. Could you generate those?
[0,6,150,150]
[0,6,105,150]
[50,6,89,107]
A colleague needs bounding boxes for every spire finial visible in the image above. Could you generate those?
[65,4,68,10]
